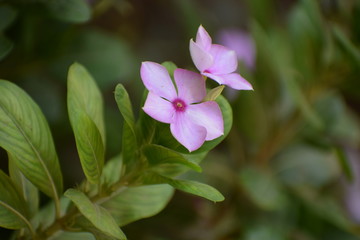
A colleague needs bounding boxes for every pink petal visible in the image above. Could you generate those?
[174,69,206,104]
[196,25,212,50]
[140,61,177,101]
[203,72,253,90]
[190,39,213,72]
[187,102,224,141]
[143,92,175,124]
[206,44,238,74]
[170,112,207,152]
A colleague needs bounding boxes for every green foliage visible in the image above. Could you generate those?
[8,155,39,218]
[143,144,202,173]
[101,184,174,226]
[65,188,127,240]
[67,63,105,184]
[0,170,29,230]
[45,0,91,23]
[143,173,225,202]
[0,80,63,199]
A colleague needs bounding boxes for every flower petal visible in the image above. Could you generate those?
[174,69,206,104]
[143,92,175,124]
[187,101,224,141]
[206,44,238,74]
[190,39,213,72]
[170,112,207,152]
[140,61,177,100]
[196,25,212,50]
[203,72,253,90]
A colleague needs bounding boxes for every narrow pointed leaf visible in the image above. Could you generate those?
[8,154,39,218]
[115,84,135,134]
[65,189,127,240]
[68,63,106,183]
[204,85,225,101]
[68,62,106,145]
[72,112,105,184]
[50,231,95,240]
[143,144,202,172]
[0,170,30,230]
[0,80,63,198]
[143,173,224,202]
[122,122,137,164]
[101,184,174,226]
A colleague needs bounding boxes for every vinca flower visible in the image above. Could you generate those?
[141,61,224,152]
[190,25,253,90]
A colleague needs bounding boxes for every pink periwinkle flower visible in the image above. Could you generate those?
[190,25,253,91]
[217,29,256,70]
[141,61,224,152]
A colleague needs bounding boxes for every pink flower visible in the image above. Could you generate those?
[141,61,224,152]
[190,25,253,90]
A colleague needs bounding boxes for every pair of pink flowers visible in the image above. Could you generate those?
[141,26,253,152]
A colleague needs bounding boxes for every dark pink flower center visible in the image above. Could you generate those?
[172,99,187,112]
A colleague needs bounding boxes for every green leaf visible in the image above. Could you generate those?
[0,5,17,32]
[8,154,39,218]
[239,167,287,210]
[65,188,127,240]
[72,111,105,184]
[68,63,106,183]
[46,0,91,23]
[101,184,174,226]
[0,80,63,198]
[101,155,122,186]
[50,231,96,240]
[114,84,135,133]
[334,147,353,182]
[143,144,202,173]
[161,61,177,78]
[143,173,224,202]
[0,35,13,61]
[204,85,225,101]
[68,62,106,145]
[122,122,137,165]
[0,170,30,230]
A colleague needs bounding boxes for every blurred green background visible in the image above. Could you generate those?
[1,0,360,239]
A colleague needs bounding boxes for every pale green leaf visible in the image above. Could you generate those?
[204,85,225,101]
[161,61,177,78]
[68,62,106,145]
[8,154,39,218]
[72,111,105,184]
[67,63,106,183]
[122,122,137,165]
[101,155,122,186]
[0,170,30,230]
[143,173,224,202]
[143,144,202,173]
[101,184,174,226]
[0,80,63,198]
[65,189,127,240]
[114,84,135,133]
[46,0,91,23]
